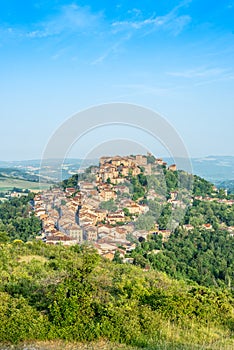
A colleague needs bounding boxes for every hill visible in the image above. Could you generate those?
[0,175,51,193]
[0,155,234,348]
[1,155,234,187]
[0,242,234,349]
[0,167,39,182]
[191,156,234,183]
[0,168,53,193]
[163,156,234,184]
[215,180,234,194]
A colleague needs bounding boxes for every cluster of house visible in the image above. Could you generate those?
[33,187,150,260]
[33,155,181,259]
[33,154,234,259]
[96,155,176,184]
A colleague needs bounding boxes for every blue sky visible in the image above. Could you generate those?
[0,0,234,160]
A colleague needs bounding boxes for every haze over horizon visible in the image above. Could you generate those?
[0,0,234,160]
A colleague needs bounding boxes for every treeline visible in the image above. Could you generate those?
[131,227,234,288]
[0,194,41,242]
[130,197,234,288]
[0,241,234,348]
[185,198,234,227]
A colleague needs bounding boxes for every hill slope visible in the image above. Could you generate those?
[0,242,234,349]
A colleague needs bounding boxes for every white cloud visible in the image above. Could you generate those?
[0,4,102,41]
[91,34,131,65]
[167,67,229,79]
[91,2,193,67]
[112,1,192,36]
[166,15,191,36]
[166,66,234,87]
[26,4,102,39]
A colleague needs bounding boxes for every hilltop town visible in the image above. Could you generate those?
[1,154,234,349]
[33,154,234,260]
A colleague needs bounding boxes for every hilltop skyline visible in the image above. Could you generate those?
[0,0,234,160]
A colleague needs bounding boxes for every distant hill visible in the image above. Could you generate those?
[215,179,234,193]
[162,156,234,189]
[191,156,234,182]
[0,168,39,182]
[0,168,53,193]
[189,156,234,192]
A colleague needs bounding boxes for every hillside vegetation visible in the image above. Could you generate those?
[0,195,41,242]
[0,242,234,349]
[130,197,234,289]
[0,167,234,348]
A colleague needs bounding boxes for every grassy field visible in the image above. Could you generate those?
[0,177,52,192]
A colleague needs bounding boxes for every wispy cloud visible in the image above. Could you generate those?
[26,4,102,38]
[91,45,116,65]
[0,1,193,65]
[167,66,234,86]
[0,4,102,40]
[112,1,192,36]
[167,67,229,79]
[91,34,131,65]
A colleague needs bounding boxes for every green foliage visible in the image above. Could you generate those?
[157,203,172,229]
[135,213,155,231]
[193,175,214,196]
[137,173,147,187]
[147,200,162,219]
[0,292,48,343]
[61,174,79,190]
[184,199,234,227]
[123,207,130,217]
[78,169,96,183]
[0,231,9,243]
[134,225,234,289]
[99,199,117,212]
[1,165,234,348]
[128,173,147,201]
[112,250,123,264]
[129,182,234,289]
[164,170,178,195]
[147,173,167,197]
[0,195,41,242]
[0,241,234,348]
[147,154,156,164]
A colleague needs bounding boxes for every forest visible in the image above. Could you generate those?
[0,194,41,243]
[129,176,234,289]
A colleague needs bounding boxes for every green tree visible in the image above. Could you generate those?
[135,214,155,231]
[99,199,117,212]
